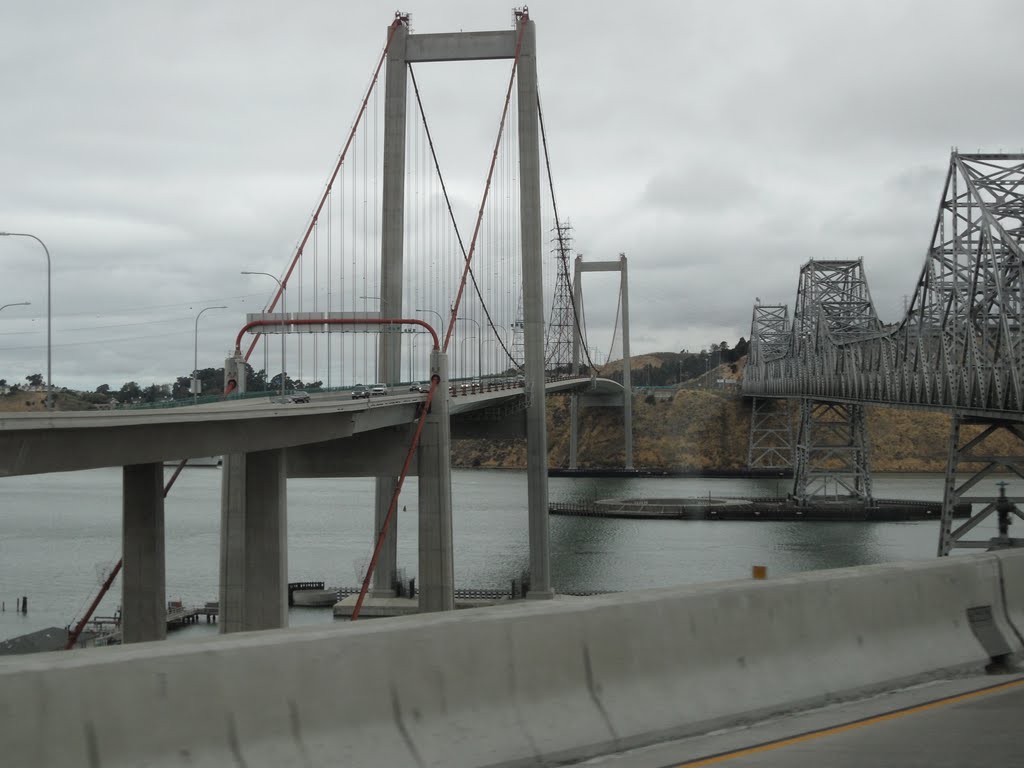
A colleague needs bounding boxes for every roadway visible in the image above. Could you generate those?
[0,376,620,477]
[571,673,1024,768]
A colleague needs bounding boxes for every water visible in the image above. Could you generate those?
[0,468,1001,643]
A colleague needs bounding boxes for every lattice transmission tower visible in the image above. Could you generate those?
[544,221,576,373]
[512,293,525,368]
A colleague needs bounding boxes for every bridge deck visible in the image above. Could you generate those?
[0,376,616,477]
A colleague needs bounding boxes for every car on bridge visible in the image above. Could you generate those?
[289,390,311,403]
[351,384,370,399]
[409,381,429,393]
[370,383,389,396]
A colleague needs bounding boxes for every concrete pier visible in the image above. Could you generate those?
[417,351,454,612]
[219,449,288,633]
[121,462,165,643]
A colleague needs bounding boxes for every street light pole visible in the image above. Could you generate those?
[460,336,478,382]
[0,232,52,409]
[457,316,482,381]
[193,305,227,404]
[0,302,30,313]
[414,307,443,333]
[361,295,388,383]
[242,271,287,399]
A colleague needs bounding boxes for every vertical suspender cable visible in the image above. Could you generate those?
[241,17,404,365]
[442,21,526,352]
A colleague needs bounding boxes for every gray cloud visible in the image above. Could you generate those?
[1,0,1020,390]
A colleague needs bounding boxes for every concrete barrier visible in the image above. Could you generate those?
[993,548,1024,650]
[0,552,1018,767]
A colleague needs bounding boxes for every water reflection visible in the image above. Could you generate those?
[770,522,882,572]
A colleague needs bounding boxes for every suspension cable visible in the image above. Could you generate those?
[408,65,519,370]
[442,19,527,353]
[244,14,407,363]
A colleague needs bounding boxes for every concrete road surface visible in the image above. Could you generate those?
[572,673,1024,768]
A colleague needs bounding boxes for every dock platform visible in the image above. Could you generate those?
[550,497,971,521]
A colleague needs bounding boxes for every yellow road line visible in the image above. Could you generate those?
[671,676,1024,767]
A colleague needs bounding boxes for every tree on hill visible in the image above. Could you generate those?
[118,381,143,403]
[25,373,43,387]
[245,364,266,392]
[143,383,170,403]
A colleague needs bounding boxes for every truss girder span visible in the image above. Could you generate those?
[741,152,1024,551]
[742,153,1024,419]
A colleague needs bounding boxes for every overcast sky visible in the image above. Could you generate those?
[2,0,1023,392]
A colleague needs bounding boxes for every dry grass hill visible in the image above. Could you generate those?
[452,352,998,472]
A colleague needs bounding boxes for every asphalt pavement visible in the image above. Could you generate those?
[572,673,1024,768]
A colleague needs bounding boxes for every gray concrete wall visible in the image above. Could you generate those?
[3,550,1022,767]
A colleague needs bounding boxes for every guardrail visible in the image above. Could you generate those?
[5,551,1021,766]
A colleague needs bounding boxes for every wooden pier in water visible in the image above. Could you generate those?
[165,601,218,628]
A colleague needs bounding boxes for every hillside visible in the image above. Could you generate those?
[0,390,99,412]
[453,387,971,473]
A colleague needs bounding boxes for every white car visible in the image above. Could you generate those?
[370,383,389,396]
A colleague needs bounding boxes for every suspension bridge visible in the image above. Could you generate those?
[3,13,1024,767]
[743,152,1024,555]
[0,10,634,646]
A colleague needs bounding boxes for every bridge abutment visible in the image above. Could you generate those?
[122,462,166,643]
[219,449,288,633]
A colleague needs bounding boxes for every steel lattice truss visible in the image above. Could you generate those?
[747,305,795,469]
[544,222,576,372]
[743,153,1024,419]
[793,400,873,503]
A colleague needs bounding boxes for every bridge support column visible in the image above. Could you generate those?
[370,18,409,600]
[122,462,166,643]
[570,256,582,471]
[747,397,794,470]
[619,253,633,470]
[793,399,872,505]
[219,449,288,633]
[418,351,454,612]
[370,477,400,597]
[938,415,1024,555]
[517,16,552,599]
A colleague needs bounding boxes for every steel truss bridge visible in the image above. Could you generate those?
[742,152,1024,555]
